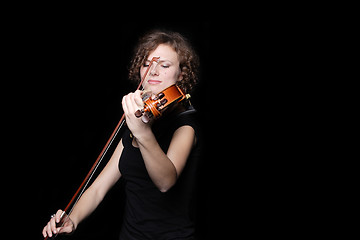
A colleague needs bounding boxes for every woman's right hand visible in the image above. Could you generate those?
[42,209,75,238]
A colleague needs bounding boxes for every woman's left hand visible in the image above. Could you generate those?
[122,90,152,138]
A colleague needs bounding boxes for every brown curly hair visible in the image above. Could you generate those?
[128,30,199,94]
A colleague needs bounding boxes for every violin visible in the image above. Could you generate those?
[44,57,190,239]
[135,84,190,123]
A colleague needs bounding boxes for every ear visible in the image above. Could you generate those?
[178,71,183,81]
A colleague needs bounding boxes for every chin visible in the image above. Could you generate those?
[144,84,172,95]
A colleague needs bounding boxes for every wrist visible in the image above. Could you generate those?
[133,127,153,144]
[68,214,78,230]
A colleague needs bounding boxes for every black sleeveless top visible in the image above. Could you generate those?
[118,107,201,240]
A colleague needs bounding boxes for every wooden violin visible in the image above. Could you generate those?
[44,56,190,239]
[135,84,190,123]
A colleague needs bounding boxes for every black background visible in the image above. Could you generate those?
[9,15,291,239]
[3,5,327,239]
[23,21,236,239]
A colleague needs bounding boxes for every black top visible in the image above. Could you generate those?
[118,106,201,240]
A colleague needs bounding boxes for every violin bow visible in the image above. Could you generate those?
[46,56,160,239]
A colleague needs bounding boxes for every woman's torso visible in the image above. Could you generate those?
[118,106,201,240]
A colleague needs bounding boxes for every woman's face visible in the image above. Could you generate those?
[140,44,182,95]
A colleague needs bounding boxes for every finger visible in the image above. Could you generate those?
[142,113,150,123]
[57,226,65,234]
[55,209,64,224]
[125,93,136,114]
[134,90,144,108]
[122,95,129,114]
[50,216,58,234]
[59,216,74,234]
[42,225,47,237]
[46,222,53,237]
[131,92,144,114]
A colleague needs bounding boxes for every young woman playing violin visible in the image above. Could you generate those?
[42,30,201,240]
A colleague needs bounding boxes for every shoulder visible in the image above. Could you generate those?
[152,105,200,149]
[171,106,200,147]
[172,106,199,133]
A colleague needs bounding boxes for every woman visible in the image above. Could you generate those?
[42,30,201,239]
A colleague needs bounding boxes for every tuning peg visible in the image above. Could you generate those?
[156,99,168,109]
[151,92,165,101]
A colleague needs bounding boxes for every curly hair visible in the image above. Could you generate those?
[128,30,199,94]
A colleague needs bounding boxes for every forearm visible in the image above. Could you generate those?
[69,185,104,229]
[69,140,123,229]
[136,130,177,192]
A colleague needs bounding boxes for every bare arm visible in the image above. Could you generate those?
[43,139,123,238]
[136,125,195,192]
[70,139,123,227]
[122,90,195,192]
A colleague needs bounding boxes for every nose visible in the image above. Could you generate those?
[150,65,160,76]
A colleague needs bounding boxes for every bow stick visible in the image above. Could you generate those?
[45,56,160,239]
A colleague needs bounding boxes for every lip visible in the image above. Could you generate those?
[148,80,162,85]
